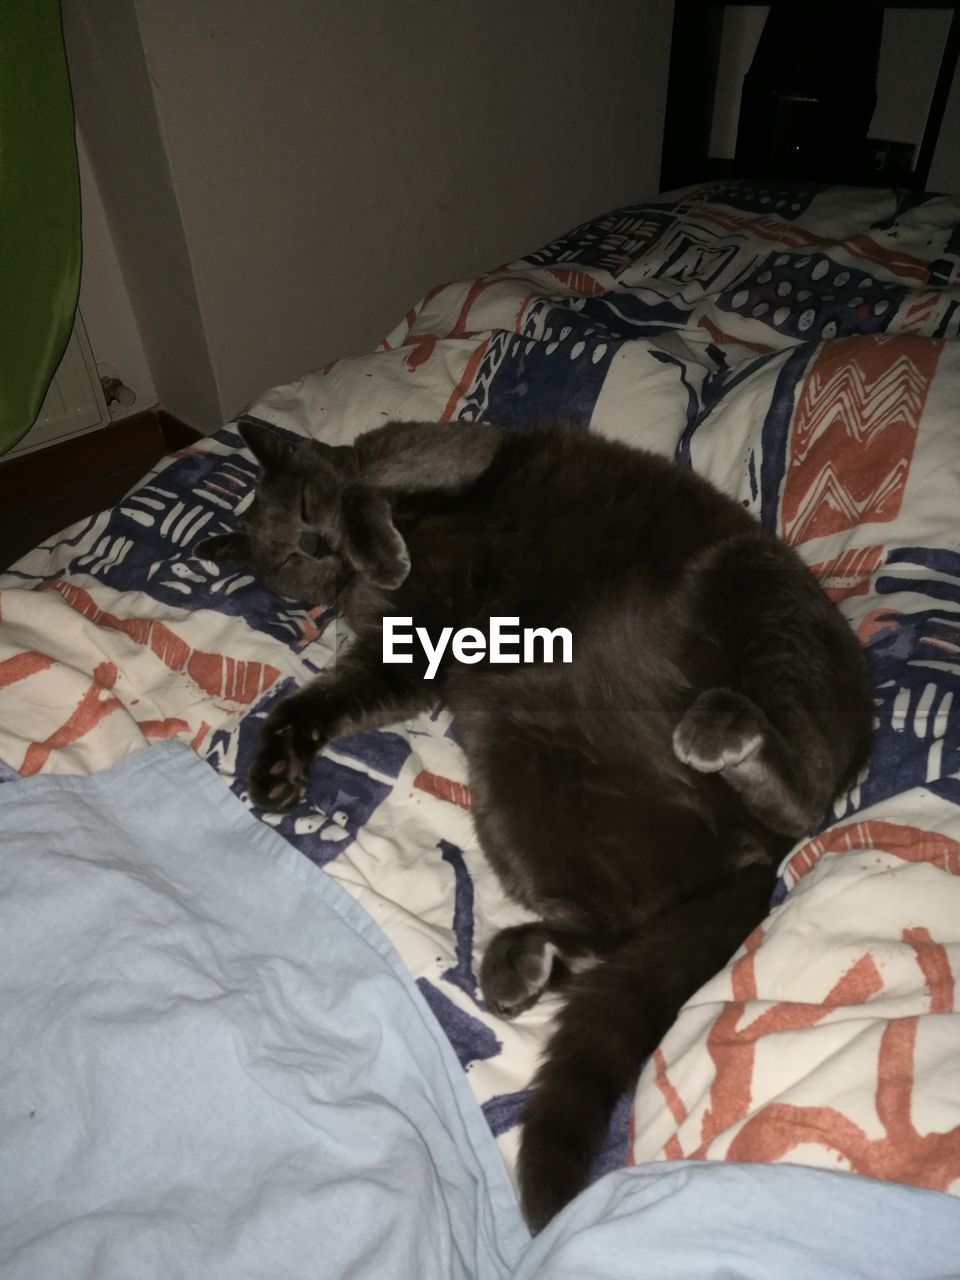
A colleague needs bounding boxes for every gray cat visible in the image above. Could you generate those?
[197,417,874,1232]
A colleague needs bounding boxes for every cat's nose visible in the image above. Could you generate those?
[298,530,328,556]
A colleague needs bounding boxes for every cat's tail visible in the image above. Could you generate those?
[517,863,775,1233]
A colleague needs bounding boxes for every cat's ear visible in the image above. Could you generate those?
[238,420,302,473]
[193,531,252,563]
[240,419,358,481]
[340,485,410,590]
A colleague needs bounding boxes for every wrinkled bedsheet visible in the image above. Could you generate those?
[2,744,959,1279]
[1,179,959,1192]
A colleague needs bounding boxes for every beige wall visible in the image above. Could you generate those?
[64,0,223,429]
[76,130,156,418]
[64,0,673,428]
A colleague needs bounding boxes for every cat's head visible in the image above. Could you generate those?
[194,419,409,601]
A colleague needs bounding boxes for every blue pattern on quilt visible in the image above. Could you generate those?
[520,205,675,271]
[859,610,960,812]
[416,978,502,1069]
[205,685,395,868]
[755,344,815,531]
[481,1090,526,1137]
[695,181,819,219]
[334,730,411,778]
[716,251,908,343]
[468,325,619,426]
[438,839,481,1000]
[563,289,690,335]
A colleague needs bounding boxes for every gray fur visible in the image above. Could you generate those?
[195,417,501,600]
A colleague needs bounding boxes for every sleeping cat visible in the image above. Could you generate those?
[198,418,874,1232]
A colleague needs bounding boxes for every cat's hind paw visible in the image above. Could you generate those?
[673,688,766,774]
[480,924,558,1018]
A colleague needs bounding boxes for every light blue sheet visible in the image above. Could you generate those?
[513,1162,960,1280]
[1,742,958,1279]
[0,742,526,1279]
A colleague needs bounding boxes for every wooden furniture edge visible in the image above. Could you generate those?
[0,407,202,510]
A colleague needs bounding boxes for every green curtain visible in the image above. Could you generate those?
[0,0,80,456]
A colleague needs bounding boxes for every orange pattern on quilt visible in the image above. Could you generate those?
[715,929,960,1191]
[19,660,123,776]
[647,921,960,1193]
[781,335,942,545]
[413,769,473,810]
[0,650,56,688]
[42,579,281,705]
[810,545,884,603]
[785,819,960,882]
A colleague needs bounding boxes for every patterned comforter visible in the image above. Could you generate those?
[2,179,959,1196]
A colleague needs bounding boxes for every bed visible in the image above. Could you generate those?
[2,179,960,1276]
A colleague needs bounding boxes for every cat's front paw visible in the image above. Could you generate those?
[248,698,320,810]
[673,688,766,774]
